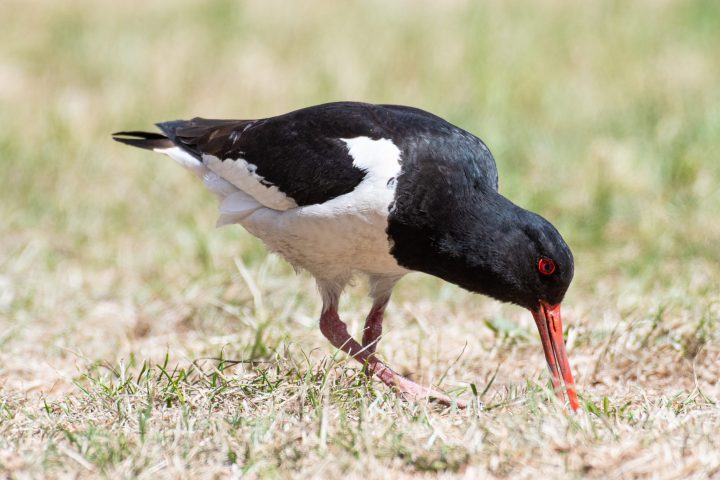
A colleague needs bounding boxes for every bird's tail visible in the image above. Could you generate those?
[112,125,259,228]
[111,131,174,150]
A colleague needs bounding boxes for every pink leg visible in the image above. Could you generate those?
[319,307,463,407]
[361,300,387,356]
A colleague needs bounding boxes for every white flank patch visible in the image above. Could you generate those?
[308,136,402,216]
[203,154,298,211]
[340,137,401,183]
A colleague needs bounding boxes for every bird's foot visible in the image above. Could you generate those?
[392,374,467,408]
[366,362,466,408]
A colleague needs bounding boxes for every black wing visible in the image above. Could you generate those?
[152,102,498,207]
[157,102,398,206]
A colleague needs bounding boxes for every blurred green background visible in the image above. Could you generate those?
[2,0,718,292]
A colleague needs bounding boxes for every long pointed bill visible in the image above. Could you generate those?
[531,301,579,411]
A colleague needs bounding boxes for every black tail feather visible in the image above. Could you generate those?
[112,131,174,150]
[155,121,187,146]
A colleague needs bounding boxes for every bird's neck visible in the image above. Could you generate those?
[388,190,527,298]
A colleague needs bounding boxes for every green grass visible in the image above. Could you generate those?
[1,0,719,478]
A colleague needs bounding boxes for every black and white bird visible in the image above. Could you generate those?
[113,101,579,410]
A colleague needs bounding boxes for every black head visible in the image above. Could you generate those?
[477,202,574,310]
[387,173,579,410]
[474,199,578,410]
[465,198,578,409]
[388,191,574,311]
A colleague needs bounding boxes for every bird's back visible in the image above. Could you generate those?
[113,102,500,278]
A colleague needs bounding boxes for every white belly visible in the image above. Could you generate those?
[240,182,408,280]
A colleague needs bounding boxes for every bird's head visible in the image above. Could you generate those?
[474,202,579,410]
[487,207,574,310]
[388,189,580,410]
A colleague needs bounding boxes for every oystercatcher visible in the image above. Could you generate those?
[113,102,579,410]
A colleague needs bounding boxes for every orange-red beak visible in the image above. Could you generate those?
[531,301,579,411]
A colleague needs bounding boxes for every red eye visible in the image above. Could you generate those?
[538,257,556,275]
